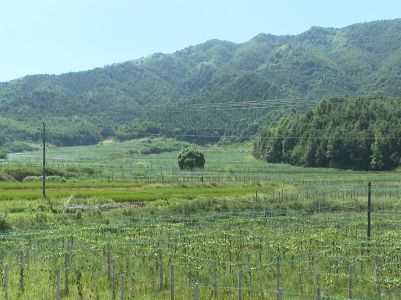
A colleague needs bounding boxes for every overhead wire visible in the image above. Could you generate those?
[2,92,401,146]
[0,92,397,117]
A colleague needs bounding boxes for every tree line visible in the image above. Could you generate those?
[253,94,401,171]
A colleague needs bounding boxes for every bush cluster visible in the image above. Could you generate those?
[23,175,66,182]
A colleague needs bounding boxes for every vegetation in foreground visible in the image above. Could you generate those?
[0,193,400,299]
[0,142,401,299]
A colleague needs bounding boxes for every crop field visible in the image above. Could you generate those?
[3,140,401,189]
[1,140,401,299]
[1,209,401,299]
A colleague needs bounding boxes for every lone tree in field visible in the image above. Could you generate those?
[0,149,7,159]
[178,147,205,170]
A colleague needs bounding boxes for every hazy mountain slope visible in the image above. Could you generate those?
[0,19,401,150]
[115,72,297,144]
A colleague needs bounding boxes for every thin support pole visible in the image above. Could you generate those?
[5,264,8,300]
[38,121,49,199]
[367,182,371,240]
[159,249,163,291]
[120,275,124,300]
[376,256,381,294]
[238,269,242,300]
[349,265,353,299]
[171,265,174,300]
[213,261,217,298]
[57,269,60,300]
[195,283,199,300]
[316,273,321,300]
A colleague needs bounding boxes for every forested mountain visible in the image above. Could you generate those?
[253,94,401,171]
[1,18,401,151]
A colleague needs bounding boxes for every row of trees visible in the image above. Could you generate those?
[253,95,401,171]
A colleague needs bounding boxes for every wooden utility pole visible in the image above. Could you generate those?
[367,182,371,240]
[38,122,49,198]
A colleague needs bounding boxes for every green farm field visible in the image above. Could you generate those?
[1,139,401,299]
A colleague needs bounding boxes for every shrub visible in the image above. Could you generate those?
[178,147,205,170]
[139,139,191,155]
[75,210,82,220]
[223,166,237,173]
[23,175,66,182]
[0,214,11,231]
[0,149,7,159]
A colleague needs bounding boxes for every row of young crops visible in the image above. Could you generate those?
[2,144,401,299]
[7,142,401,186]
[1,207,401,299]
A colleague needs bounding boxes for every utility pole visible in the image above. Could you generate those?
[367,182,371,240]
[38,122,49,198]
[367,182,371,255]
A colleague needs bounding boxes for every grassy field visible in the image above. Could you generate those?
[0,139,401,299]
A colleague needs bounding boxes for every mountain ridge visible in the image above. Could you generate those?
[1,18,401,150]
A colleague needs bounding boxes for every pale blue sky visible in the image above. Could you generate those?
[0,0,400,82]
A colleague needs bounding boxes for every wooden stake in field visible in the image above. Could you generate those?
[229,251,232,273]
[375,256,381,294]
[65,253,69,294]
[213,261,217,298]
[19,250,24,292]
[170,265,174,300]
[112,259,116,297]
[38,121,49,198]
[196,252,199,283]
[107,243,111,279]
[159,249,163,291]
[367,182,371,238]
[276,260,280,300]
[56,269,60,300]
[195,283,199,300]
[238,269,243,300]
[120,275,124,300]
[348,265,353,299]
[26,243,30,270]
[5,263,8,300]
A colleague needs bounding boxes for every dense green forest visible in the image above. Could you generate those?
[1,19,401,151]
[114,73,314,144]
[253,94,401,171]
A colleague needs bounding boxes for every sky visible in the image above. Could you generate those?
[0,0,400,82]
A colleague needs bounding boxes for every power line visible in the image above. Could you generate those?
[0,93,398,117]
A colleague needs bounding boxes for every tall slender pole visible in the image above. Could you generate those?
[38,122,48,198]
[5,263,8,300]
[367,182,371,255]
[367,182,371,240]
[43,122,46,198]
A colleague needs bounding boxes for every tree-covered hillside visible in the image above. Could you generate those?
[253,94,401,171]
[115,72,307,144]
[1,19,401,150]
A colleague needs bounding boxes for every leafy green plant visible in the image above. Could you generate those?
[75,209,83,220]
[223,165,236,173]
[23,175,66,182]
[0,214,10,230]
[178,147,205,170]
[0,149,7,159]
